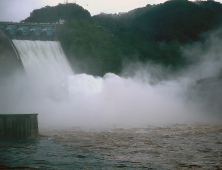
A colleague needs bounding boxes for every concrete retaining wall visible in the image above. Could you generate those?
[0,114,39,139]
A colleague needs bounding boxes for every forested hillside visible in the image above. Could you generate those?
[94,1,217,42]
[22,0,222,76]
[23,3,91,23]
[56,20,138,75]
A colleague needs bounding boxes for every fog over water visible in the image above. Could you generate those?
[1,30,222,130]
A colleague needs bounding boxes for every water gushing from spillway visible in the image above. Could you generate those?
[12,40,74,84]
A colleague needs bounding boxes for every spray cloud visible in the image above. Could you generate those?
[1,30,222,130]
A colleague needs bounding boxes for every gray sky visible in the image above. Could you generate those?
[0,0,222,22]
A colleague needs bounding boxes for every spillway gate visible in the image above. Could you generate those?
[0,22,56,41]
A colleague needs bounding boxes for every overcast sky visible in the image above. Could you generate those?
[0,0,222,22]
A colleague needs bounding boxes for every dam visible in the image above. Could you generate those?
[0,22,74,139]
[0,22,56,40]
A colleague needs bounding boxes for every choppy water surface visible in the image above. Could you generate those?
[1,123,222,169]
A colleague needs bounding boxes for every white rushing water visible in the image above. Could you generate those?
[8,38,220,129]
[12,40,74,84]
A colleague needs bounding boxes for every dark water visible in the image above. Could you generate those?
[0,138,160,169]
[1,123,222,169]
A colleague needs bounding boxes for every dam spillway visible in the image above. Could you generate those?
[12,40,74,82]
[0,39,74,139]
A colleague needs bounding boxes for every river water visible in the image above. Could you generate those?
[1,123,222,169]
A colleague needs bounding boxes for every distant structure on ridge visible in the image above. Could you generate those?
[59,18,65,24]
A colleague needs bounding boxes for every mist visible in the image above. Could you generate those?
[1,30,222,130]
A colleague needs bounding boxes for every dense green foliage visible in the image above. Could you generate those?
[134,1,216,42]
[23,0,222,76]
[57,20,138,75]
[197,0,222,17]
[23,3,91,23]
[93,1,217,42]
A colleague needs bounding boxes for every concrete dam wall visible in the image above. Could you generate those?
[0,29,24,78]
[0,22,56,41]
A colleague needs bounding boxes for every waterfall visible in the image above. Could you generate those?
[12,40,74,84]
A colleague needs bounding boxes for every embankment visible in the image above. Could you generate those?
[0,30,24,78]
